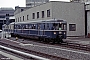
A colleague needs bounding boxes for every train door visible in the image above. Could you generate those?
[43,23,45,35]
[37,23,40,35]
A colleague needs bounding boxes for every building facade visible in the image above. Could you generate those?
[26,0,49,7]
[0,8,14,29]
[14,1,85,37]
[71,0,90,36]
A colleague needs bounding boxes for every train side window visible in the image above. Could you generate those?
[26,25,29,29]
[38,23,41,29]
[33,24,36,29]
[44,23,45,29]
[47,23,50,30]
[29,25,31,29]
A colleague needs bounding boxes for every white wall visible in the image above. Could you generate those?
[15,2,52,22]
[52,2,85,36]
[87,11,90,34]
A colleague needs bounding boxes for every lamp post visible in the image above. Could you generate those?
[6,14,9,38]
[1,18,5,39]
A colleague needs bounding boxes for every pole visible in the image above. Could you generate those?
[1,18,4,39]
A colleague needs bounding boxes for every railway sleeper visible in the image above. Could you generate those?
[79,45,87,50]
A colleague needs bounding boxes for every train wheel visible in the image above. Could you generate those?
[51,39,55,44]
[45,38,49,43]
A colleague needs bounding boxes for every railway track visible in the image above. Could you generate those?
[59,42,90,51]
[21,38,90,52]
[0,40,69,60]
[8,37,90,52]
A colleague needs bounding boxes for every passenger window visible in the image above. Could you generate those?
[44,23,45,29]
[38,24,41,29]
[47,23,50,30]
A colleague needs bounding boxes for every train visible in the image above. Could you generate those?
[4,19,67,43]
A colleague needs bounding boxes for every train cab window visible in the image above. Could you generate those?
[59,23,62,30]
[64,24,67,30]
[52,23,58,30]
[33,24,36,29]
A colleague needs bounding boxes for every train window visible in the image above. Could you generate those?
[47,23,50,30]
[64,24,67,30]
[52,23,58,30]
[58,24,61,30]
[38,24,41,29]
[53,23,57,26]
[29,25,31,29]
[69,24,76,31]
[44,23,45,29]
[33,24,36,29]
[26,25,28,29]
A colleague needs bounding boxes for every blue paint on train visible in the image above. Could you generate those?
[5,19,67,43]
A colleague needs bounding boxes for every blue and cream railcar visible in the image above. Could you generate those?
[11,19,67,43]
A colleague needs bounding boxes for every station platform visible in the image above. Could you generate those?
[64,37,90,45]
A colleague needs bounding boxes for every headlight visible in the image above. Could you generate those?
[64,32,66,34]
[59,32,62,34]
[54,32,56,34]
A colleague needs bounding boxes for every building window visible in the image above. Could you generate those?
[32,13,35,19]
[18,18,19,22]
[37,12,39,18]
[27,15,29,20]
[69,24,76,31]
[20,17,21,22]
[16,18,17,22]
[23,16,24,21]
[42,11,44,18]
[47,9,50,17]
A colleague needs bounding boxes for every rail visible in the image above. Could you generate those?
[0,45,50,60]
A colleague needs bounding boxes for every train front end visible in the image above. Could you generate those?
[51,20,67,43]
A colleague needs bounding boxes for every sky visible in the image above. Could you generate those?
[0,0,70,9]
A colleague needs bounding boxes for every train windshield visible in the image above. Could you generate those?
[52,22,67,30]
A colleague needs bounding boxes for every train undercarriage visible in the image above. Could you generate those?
[11,33,64,44]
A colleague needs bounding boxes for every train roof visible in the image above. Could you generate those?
[10,19,67,25]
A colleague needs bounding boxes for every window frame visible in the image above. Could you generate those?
[27,15,29,20]
[32,13,35,19]
[37,12,39,18]
[69,24,76,31]
[42,11,44,18]
[23,16,24,21]
[47,9,50,17]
